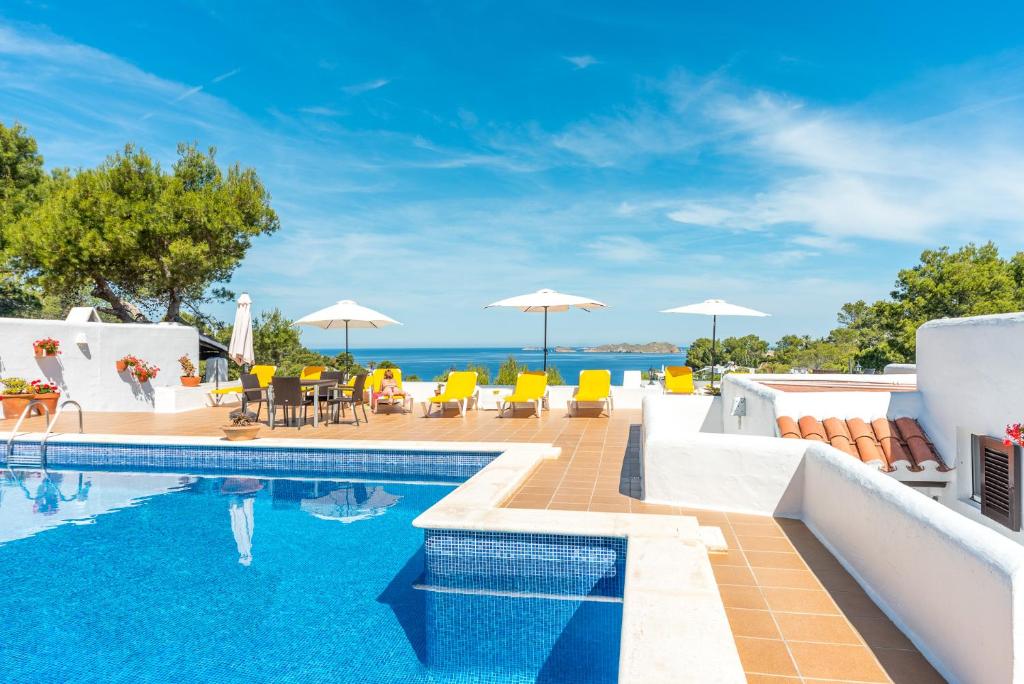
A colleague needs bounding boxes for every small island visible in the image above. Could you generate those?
[583,342,681,354]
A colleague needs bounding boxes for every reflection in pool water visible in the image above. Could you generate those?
[0,469,620,683]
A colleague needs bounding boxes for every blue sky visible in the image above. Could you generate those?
[3,2,1024,348]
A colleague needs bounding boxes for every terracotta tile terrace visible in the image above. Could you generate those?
[1,405,943,683]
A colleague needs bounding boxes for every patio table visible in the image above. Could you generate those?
[268,379,345,428]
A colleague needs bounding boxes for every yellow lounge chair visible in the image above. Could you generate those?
[422,371,478,417]
[209,364,277,402]
[370,368,411,413]
[499,370,548,418]
[568,369,613,417]
[663,365,695,395]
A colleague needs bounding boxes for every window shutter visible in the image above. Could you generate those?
[977,435,1021,531]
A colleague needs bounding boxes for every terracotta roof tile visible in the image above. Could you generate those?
[776,415,950,474]
[823,417,858,458]
[777,415,801,439]
[797,416,827,442]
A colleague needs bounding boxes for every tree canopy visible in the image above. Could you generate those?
[3,127,279,323]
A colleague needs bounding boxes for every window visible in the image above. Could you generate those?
[973,434,1021,531]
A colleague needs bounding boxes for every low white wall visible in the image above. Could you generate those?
[802,443,1024,684]
[0,318,198,416]
[720,373,923,437]
[641,411,1024,683]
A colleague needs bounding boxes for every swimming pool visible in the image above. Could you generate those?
[0,444,624,684]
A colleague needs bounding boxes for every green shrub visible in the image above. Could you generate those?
[494,356,527,385]
[546,366,564,385]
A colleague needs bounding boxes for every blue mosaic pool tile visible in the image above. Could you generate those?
[5,440,500,482]
[423,529,627,598]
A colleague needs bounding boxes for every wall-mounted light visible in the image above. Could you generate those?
[730,396,747,417]
[74,332,89,346]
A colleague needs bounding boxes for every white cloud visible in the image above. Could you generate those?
[211,67,241,83]
[173,85,204,102]
[586,235,657,263]
[564,55,598,70]
[342,78,390,95]
[300,106,345,116]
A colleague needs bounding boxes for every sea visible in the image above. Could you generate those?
[313,347,689,385]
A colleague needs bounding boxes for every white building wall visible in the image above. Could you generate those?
[0,318,199,416]
[916,312,1024,543]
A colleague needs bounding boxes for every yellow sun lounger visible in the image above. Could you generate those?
[369,368,412,413]
[499,370,548,418]
[663,365,695,395]
[422,371,478,417]
[209,364,277,402]
[300,365,326,380]
[568,369,613,417]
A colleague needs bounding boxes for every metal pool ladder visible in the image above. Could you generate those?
[5,399,84,469]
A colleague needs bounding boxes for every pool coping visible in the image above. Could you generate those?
[413,443,746,684]
[3,431,746,683]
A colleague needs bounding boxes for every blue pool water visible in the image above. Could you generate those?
[0,468,623,684]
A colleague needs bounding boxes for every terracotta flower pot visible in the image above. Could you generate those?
[33,393,60,416]
[116,360,128,373]
[1,393,39,419]
[222,425,261,441]
[33,345,44,358]
[180,376,200,387]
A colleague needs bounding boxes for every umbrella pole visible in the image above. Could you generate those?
[345,321,350,381]
[711,314,718,390]
[543,307,549,371]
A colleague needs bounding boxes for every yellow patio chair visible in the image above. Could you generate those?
[499,370,548,418]
[300,365,325,380]
[422,371,478,417]
[209,364,277,402]
[568,369,613,417]
[370,368,410,413]
[663,365,695,395]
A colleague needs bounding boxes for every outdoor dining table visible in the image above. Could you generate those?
[266,378,353,428]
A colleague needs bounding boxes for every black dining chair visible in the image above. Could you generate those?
[270,376,314,429]
[331,373,369,426]
[318,371,344,423]
[239,372,265,421]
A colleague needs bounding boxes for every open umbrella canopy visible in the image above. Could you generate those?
[660,299,769,318]
[293,299,401,358]
[294,299,402,329]
[228,293,255,367]
[486,289,607,370]
[661,299,770,389]
[486,288,607,313]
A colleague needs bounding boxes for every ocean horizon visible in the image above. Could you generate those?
[313,346,690,385]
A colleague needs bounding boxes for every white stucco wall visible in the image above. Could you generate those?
[916,312,1024,542]
[0,318,199,416]
[719,373,923,437]
[640,405,1024,683]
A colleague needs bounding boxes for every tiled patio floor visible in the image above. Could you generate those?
[1,404,945,682]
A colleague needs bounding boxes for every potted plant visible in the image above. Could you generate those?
[1006,423,1023,449]
[179,355,200,387]
[33,337,61,358]
[116,355,138,373]
[1,377,39,418]
[30,379,61,414]
[222,413,261,441]
[134,361,159,383]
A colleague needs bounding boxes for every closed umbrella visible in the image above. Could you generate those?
[228,293,255,368]
[293,299,401,360]
[486,289,607,370]
[660,299,769,389]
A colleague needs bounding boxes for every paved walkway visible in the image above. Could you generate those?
[1,404,944,682]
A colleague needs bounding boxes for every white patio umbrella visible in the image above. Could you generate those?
[660,299,769,389]
[228,293,256,367]
[293,299,401,359]
[486,288,607,370]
